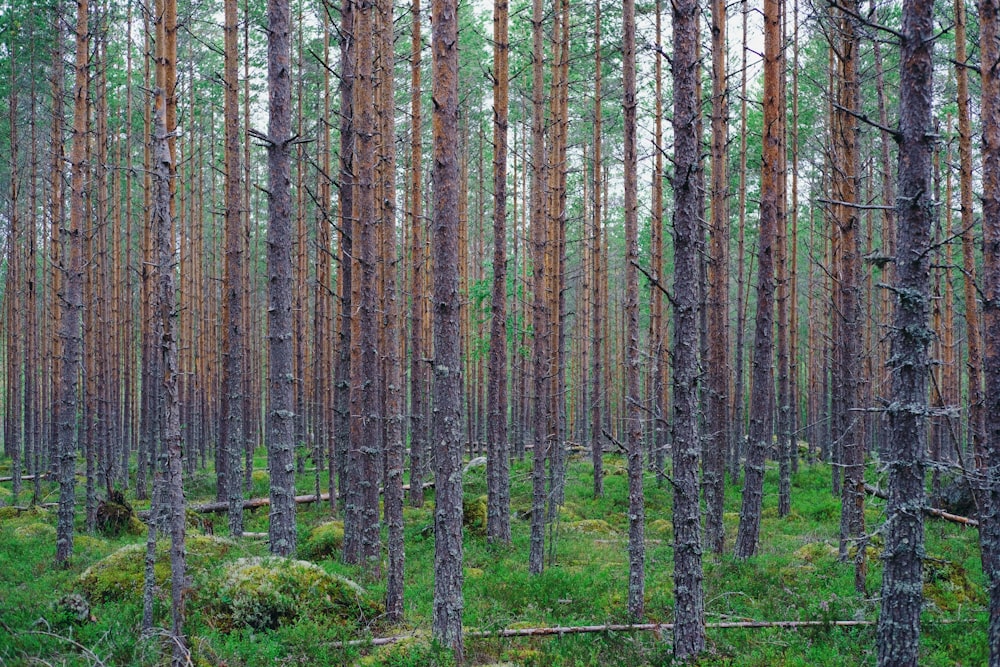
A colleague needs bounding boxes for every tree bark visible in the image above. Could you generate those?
[978,0,1000,660]
[623,0,645,620]
[671,0,706,652]
[430,0,465,657]
[704,0,730,555]
[486,0,512,545]
[265,0,297,557]
[735,0,781,561]
[222,0,245,537]
[55,0,88,567]
[875,0,935,660]
[590,0,604,499]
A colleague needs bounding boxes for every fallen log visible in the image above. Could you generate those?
[138,482,436,519]
[334,619,885,648]
[864,484,979,527]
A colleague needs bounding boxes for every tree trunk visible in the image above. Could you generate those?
[704,0,730,554]
[265,0,297,557]
[528,0,549,576]
[875,0,935,660]
[486,0,512,544]
[377,0,404,622]
[734,0,781,560]
[671,0,706,652]
[590,0,604,499]
[430,0,465,656]
[623,0,645,620]
[222,0,245,537]
[978,0,1000,660]
[55,0,88,567]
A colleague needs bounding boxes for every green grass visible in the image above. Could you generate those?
[0,452,988,666]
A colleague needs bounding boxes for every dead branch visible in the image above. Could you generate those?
[864,484,979,527]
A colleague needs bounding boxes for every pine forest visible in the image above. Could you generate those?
[0,0,997,663]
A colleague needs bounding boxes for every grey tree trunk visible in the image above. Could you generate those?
[55,0,88,567]
[152,88,188,664]
[265,0,297,557]
[430,0,465,657]
[977,0,1000,660]
[222,0,245,537]
[875,0,935,661]
[670,0,706,654]
[623,0,645,621]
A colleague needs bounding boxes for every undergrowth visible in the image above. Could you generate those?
[0,452,987,666]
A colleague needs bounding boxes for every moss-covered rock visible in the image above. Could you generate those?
[208,557,381,631]
[299,520,345,561]
[0,504,49,521]
[79,535,236,603]
[463,495,487,535]
[13,522,56,540]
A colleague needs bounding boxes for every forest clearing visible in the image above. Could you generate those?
[2,0,1000,662]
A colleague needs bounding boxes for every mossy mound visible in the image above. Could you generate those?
[207,557,381,631]
[0,504,49,522]
[79,535,236,603]
[357,631,444,666]
[299,520,344,561]
[792,541,838,563]
[13,522,56,540]
[463,495,487,535]
[0,486,12,505]
[923,557,984,612]
[568,519,616,535]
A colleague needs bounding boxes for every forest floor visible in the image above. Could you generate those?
[0,452,988,666]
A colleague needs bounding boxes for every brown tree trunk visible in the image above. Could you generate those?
[407,0,428,509]
[528,0,549,576]
[377,0,404,622]
[955,0,984,469]
[875,0,935,660]
[430,0,464,655]
[831,1,865,592]
[343,0,382,572]
[704,0,730,554]
[265,0,297,557]
[590,0,604,499]
[486,0,512,544]
[671,0,706,651]
[735,0,781,560]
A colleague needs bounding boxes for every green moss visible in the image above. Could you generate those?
[568,519,616,535]
[647,519,672,537]
[792,541,838,563]
[0,486,12,505]
[13,522,56,540]
[0,504,49,522]
[463,495,487,535]
[79,535,236,603]
[357,631,452,666]
[300,520,345,561]
[923,557,984,612]
[208,557,382,631]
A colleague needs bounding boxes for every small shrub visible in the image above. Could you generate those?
[300,520,345,561]
[208,557,382,631]
[463,496,487,535]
